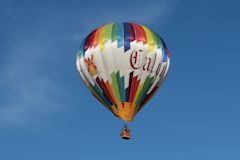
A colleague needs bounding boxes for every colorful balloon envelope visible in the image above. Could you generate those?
[76,22,170,123]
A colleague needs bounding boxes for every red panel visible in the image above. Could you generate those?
[131,23,147,44]
[129,75,140,103]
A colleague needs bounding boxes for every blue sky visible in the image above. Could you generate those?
[0,0,240,159]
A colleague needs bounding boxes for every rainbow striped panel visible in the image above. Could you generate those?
[76,22,170,122]
[79,22,170,59]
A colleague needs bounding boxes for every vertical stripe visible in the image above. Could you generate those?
[79,38,86,57]
[136,77,154,106]
[99,26,107,52]
[125,87,129,102]
[116,23,124,48]
[111,72,120,102]
[129,76,140,103]
[162,38,167,49]
[163,48,168,62]
[123,22,135,52]
[93,26,103,47]
[99,24,113,52]
[102,80,119,105]
[123,23,130,52]
[131,23,147,43]
[126,72,133,102]
[142,26,155,52]
[133,84,143,104]
[92,87,111,107]
[135,76,150,106]
[127,23,135,41]
[111,23,118,42]
[104,23,113,40]
[116,71,123,102]
[89,30,97,48]
[150,30,160,48]
[92,84,112,109]
[166,48,170,58]
[105,81,118,104]
[95,77,114,105]
[119,76,125,102]
[84,30,96,51]
[161,39,167,62]
[81,23,165,55]
[152,31,163,49]
[116,73,124,102]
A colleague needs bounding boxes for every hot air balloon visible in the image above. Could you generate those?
[76,22,170,139]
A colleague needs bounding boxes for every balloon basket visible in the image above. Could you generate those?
[120,125,131,140]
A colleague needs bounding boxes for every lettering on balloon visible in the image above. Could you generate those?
[130,49,143,69]
[130,49,164,77]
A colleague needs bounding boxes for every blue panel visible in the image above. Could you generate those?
[123,22,131,52]
[117,23,124,48]
[163,49,167,62]
[79,38,86,57]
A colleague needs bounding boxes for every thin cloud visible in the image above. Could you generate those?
[69,0,175,43]
[0,0,175,126]
[0,28,68,126]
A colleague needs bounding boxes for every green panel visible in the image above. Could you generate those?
[119,75,125,102]
[111,72,120,102]
[112,23,118,42]
[104,23,113,41]
[136,76,155,107]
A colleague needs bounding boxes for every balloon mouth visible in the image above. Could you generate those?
[111,102,137,122]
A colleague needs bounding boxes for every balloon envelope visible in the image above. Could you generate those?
[76,22,170,122]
